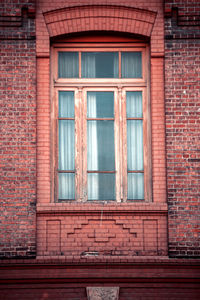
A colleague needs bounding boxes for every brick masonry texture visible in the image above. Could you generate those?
[1,286,199,300]
[0,0,199,261]
[165,1,200,257]
[36,0,164,55]
[37,213,167,256]
[0,1,36,257]
[35,0,168,259]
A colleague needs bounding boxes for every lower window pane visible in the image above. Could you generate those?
[128,173,144,200]
[59,120,74,170]
[88,173,115,200]
[58,173,75,200]
[87,120,115,171]
[127,120,143,171]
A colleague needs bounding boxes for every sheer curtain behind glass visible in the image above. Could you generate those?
[58,91,75,200]
[87,92,98,199]
[58,52,79,78]
[122,52,142,78]
[126,92,144,199]
[87,92,115,200]
[82,52,118,78]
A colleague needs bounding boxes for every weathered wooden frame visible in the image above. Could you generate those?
[51,41,152,203]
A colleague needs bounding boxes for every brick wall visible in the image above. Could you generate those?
[1,0,199,259]
[165,1,200,257]
[0,1,36,257]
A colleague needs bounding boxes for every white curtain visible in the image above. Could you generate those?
[59,120,74,171]
[127,92,144,199]
[87,92,99,200]
[82,52,118,78]
[127,120,143,171]
[113,53,119,78]
[59,173,75,200]
[128,173,144,200]
[122,52,142,78]
[58,52,78,78]
[58,92,75,199]
[82,53,96,78]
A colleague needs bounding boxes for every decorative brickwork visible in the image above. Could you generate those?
[36,0,164,56]
[37,208,167,257]
[43,5,156,38]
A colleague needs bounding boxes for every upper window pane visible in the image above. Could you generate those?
[59,91,74,118]
[87,91,114,118]
[121,52,142,78]
[126,91,143,118]
[82,52,119,78]
[58,52,79,78]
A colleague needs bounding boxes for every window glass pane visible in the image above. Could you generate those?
[87,121,115,171]
[88,173,115,200]
[59,120,74,170]
[126,91,142,118]
[122,52,142,78]
[59,91,74,118]
[59,173,75,200]
[82,52,118,78]
[58,52,79,78]
[128,173,144,200]
[87,91,114,118]
[127,120,143,171]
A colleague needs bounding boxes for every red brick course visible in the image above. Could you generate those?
[1,258,200,299]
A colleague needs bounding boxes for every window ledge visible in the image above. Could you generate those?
[37,202,167,214]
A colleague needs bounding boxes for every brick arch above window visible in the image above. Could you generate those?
[43,5,157,39]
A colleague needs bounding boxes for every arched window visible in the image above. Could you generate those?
[51,34,152,202]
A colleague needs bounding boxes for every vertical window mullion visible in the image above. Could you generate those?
[119,52,121,79]
[121,89,128,201]
[79,52,81,78]
[114,89,121,202]
[82,89,88,202]
[74,89,82,201]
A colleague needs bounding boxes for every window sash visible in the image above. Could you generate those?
[56,87,149,202]
[53,43,151,203]
[56,48,145,80]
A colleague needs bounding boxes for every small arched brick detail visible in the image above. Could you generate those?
[43,5,157,38]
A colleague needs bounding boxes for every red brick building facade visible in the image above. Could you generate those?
[0,0,200,299]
